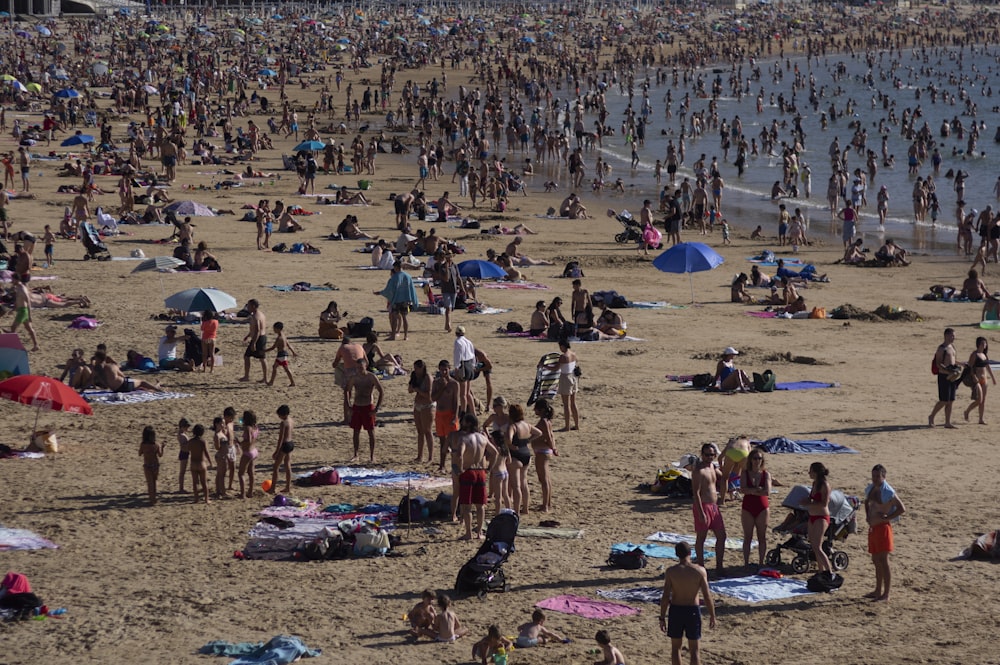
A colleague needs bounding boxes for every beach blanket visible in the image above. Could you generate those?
[751,436,858,454]
[612,542,713,560]
[517,527,584,539]
[709,576,813,602]
[110,256,144,261]
[628,301,683,309]
[535,595,640,619]
[645,532,755,551]
[746,311,779,318]
[267,284,337,292]
[82,390,194,405]
[573,335,645,343]
[0,450,45,459]
[199,635,321,665]
[775,381,839,390]
[482,282,550,290]
[596,587,663,603]
[470,306,513,315]
[294,466,451,490]
[0,526,58,551]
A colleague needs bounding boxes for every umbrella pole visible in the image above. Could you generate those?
[689,273,695,304]
[31,402,40,443]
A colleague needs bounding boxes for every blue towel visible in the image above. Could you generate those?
[753,436,858,455]
[775,381,838,391]
[199,635,321,665]
[611,542,714,559]
[709,576,813,602]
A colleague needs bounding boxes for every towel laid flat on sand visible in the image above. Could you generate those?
[709,576,814,602]
[482,282,551,290]
[645,532,756,550]
[293,466,451,490]
[572,336,645,343]
[751,436,859,454]
[199,635,321,665]
[628,301,681,309]
[596,587,663,603]
[775,381,839,390]
[267,284,336,292]
[535,594,640,619]
[517,526,584,539]
[82,390,194,405]
[746,310,779,318]
[612,542,714,560]
[0,526,59,551]
[470,306,513,315]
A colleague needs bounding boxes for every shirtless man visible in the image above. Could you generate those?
[691,443,726,572]
[8,274,39,351]
[160,139,178,182]
[432,359,461,472]
[690,180,709,233]
[346,359,384,462]
[332,336,366,424]
[455,413,492,540]
[70,191,90,227]
[240,299,267,382]
[99,352,163,393]
[659,541,716,665]
[929,328,959,428]
[570,279,592,323]
[710,173,725,213]
[505,237,554,267]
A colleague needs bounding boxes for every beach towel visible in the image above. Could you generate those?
[482,282,550,290]
[612,542,713,560]
[469,306,513,315]
[82,390,194,405]
[535,595,640,619]
[751,436,859,455]
[267,284,337,292]
[517,527,584,539]
[110,256,144,261]
[775,381,839,390]
[572,335,645,343]
[294,466,450,490]
[627,301,683,309]
[199,635,321,665]
[0,450,45,459]
[746,310,779,318]
[645,532,755,550]
[0,526,58,551]
[709,576,813,602]
[596,587,663,603]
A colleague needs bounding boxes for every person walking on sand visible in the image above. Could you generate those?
[346,359,384,462]
[963,336,995,425]
[659,541,716,665]
[929,328,960,428]
[864,464,906,602]
[270,405,295,494]
[240,299,267,382]
[456,412,491,540]
[692,443,726,573]
[265,322,298,387]
[8,273,39,351]
[375,261,418,340]
[139,425,163,506]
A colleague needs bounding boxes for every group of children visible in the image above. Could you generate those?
[407,590,626,665]
[139,404,297,506]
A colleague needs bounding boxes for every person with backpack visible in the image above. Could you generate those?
[436,252,465,333]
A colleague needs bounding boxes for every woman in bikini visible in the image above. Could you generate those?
[238,410,259,499]
[964,336,996,425]
[363,331,399,373]
[740,449,771,568]
[482,396,511,513]
[531,399,559,513]
[408,360,434,463]
[802,462,833,576]
[505,403,541,515]
[213,416,230,498]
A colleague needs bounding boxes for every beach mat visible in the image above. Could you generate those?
[0,526,59,551]
[612,542,713,560]
[746,311,779,318]
[295,466,451,490]
[751,436,858,454]
[596,587,663,603]
[83,390,194,405]
[535,594,640,619]
[775,381,839,390]
[470,306,513,315]
[628,301,685,309]
[517,526,584,539]
[482,282,550,290]
[709,575,814,602]
[645,532,755,550]
[267,284,337,292]
[1,451,45,459]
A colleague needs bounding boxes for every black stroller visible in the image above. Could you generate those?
[609,209,643,244]
[764,485,859,574]
[455,510,518,598]
[80,222,111,261]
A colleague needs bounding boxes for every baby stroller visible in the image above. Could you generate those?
[455,510,518,598]
[80,222,111,261]
[609,209,643,244]
[764,485,859,574]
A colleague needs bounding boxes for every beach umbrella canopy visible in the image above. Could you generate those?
[0,11,10,16]
[293,140,325,152]
[61,134,95,147]
[164,287,237,313]
[9,80,26,93]
[54,88,79,98]
[91,62,109,76]
[0,334,29,377]
[143,84,159,94]
[258,68,277,77]
[457,259,507,280]
[521,36,536,43]
[14,30,30,38]
[35,26,51,36]
[25,82,41,93]
[0,74,16,81]
[336,37,351,44]
[131,256,186,273]
[51,69,69,81]
[0,374,93,436]
[164,200,216,217]
[652,242,725,302]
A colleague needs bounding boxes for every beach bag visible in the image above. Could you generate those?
[608,547,648,570]
[806,572,844,593]
[753,370,776,393]
[961,365,978,388]
[397,495,429,523]
[970,530,1000,560]
[303,468,340,486]
[348,316,374,338]
[691,373,715,389]
[931,354,939,375]
[505,321,524,333]
[809,307,826,319]
[354,528,391,556]
[562,261,584,278]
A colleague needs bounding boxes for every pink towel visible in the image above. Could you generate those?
[535,594,640,619]
[745,310,778,318]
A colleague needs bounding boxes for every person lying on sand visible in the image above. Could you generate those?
[504,237,554,267]
[95,351,163,393]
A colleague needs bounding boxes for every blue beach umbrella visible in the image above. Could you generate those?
[36,26,51,36]
[164,288,237,313]
[652,242,725,303]
[61,133,95,146]
[54,88,79,98]
[521,36,536,44]
[258,68,277,77]
[457,259,507,280]
[0,333,29,377]
[293,140,325,152]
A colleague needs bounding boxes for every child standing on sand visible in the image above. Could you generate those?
[188,424,210,505]
[238,410,259,499]
[200,310,218,374]
[223,407,237,491]
[270,404,294,494]
[177,417,191,493]
[266,322,298,387]
[138,425,163,506]
[213,416,230,498]
[42,225,55,267]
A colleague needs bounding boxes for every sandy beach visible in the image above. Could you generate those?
[2,5,1000,665]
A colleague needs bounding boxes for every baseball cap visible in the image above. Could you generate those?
[455,325,466,335]
[723,346,739,356]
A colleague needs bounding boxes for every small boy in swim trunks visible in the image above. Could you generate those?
[138,425,163,506]
[408,589,437,636]
[472,625,513,665]
[594,630,627,665]
[177,417,191,493]
[418,593,467,642]
[265,322,298,387]
[516,610,565,647]
[42,225,54,267]
[270,404,294,494]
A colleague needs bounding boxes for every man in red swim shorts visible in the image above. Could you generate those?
[864,464,906,602]
[692,443,726,573]
[346,360,383,463]
[432,359,460,472]
[455,413,490,540]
